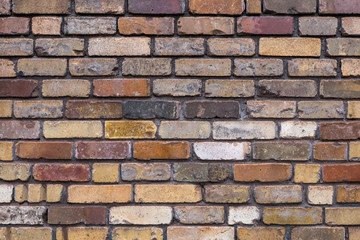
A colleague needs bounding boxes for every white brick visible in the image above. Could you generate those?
[0,185,12,203]
[110,206,172,225]
[308,186,333,205]
[194,142,251,160]
[280,121,317,139]
[228,206,260,225]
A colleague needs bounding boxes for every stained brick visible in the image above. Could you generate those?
[237,227,285,240]
[0,206,46,225]
[326,208,360,225]
[294,164,320,183]
[173,163,208,182]
[89,37,150,56]
[0,17,29,35]
[258,80,317,98]
[75,141,130,160]
[0,39,33,56]
[320,122,360,140]
[234,163,292,182]
[159,121,211,139]
[280,121,317,139]
[17,59,67,76]
[323,164,360,182]
[75,0,124,14]
[168,227,234,240]
[350,142,360,160]
[153,79,201,97]
[0,121,40,139]
[0,100,12,118]
[189,0,245,15]
[13,0,71,14]
[0,59,15,77]
[33,164,90,182]
[16,142,72,160]
[44,121,103,139]
[176,59,231,76]
[178,17,234,35]
[118,17,174,35]
[238,17,293,35]
[174,206,224,224]
[65,17,116,35]
[110,206,172,225]
[42,80,90,98]
[254,185,302,203]
[35,38,84,56]
[228,206,260,225]
[337,185,360,203]
[263,207,322,225]
[122,58,171,76]
[66,100,122,119]
[342,17,360,35]
[0,185,12,202]
[246,0,262,14]
[288,59,337,76]
[314,142,347,161]
[121,163,170,181]
[247,100,296,118]
[155,38,204,56]
[32,17,62,35]
[185,101,239,119]
[204,185,250,203]
[128,0,185,14]
[93,163,119,183]
[327,38,360,56]
[260,38,321,56]
[0,0,10,15]
[69,58,118,76]
[14,100,63,119]
[308,185,334,205]
[263,0,316,14]
[105,121,156,139]
[123,101,179,119]
[64,227,108,240]
[194,142,250,160]
[205,80,255,98]
[234,59,283,76]
[94,79,150,97]
[319,0,360,14]
[298,101,344,119]
[320,80,360,99]
[299,17,337,36]
[68,185,131,203]
[0,142,12,161]
[48,206,107,225]
[342,59,360,77]
[134,141,190,160]
[207,38,255,56]
[253,141,311,161]
[112,227,163,240]
[291,227,345,240]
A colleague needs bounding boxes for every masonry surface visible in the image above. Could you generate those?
[0,0,360,239]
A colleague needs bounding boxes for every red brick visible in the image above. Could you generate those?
[189,0,245,15]
[0,121,40,139]
[13,0,71,14]
[320,122,360,140]
[0,17,29,35]
[234,163,292,182]
[128,0,185,14]
[93,79,150,97]
[33,164,90,182]
[238,17,293,35]
[313,142,347,161]
[323,164,360,182]
[48,206,106,225]
[75,141,130,160]
[16,142,72,160]
[320,0,360,14]
[134,141,190,160]
[66,100,122,119]
[0,80,38,97]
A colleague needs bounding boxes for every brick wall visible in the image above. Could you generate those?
[0,0,360,239]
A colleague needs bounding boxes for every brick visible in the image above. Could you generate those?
[320,80,360,99]
[153,79,201,97]
[167,227,234,240]
[49,206,106,225]
[32,17,62,35]
[69,58,118,76]
[0,17,29,35]
[0,0,10,15]
[238,17,293,35]
[299,17,337,36]
[259,37,321,56]
[228,206,260,225]
[174,206,224,224]
[155,38,204,56]
[135,184,201,203]
[255,185,302,204]
[350,142,360,160]
[320,122,360,140]
[234,59,283,76]
[159,121,211,139]
[14,185,26,202]
[234,163,292,182]
[190,0,244,14]
[0,100,12,118]
[175,59,231,76]
[105,121,156,139]
[0,121,40,139]
[173,163,208,182]
[89,37,150,56]
[0,142,12,161]
[342,59,360,77]
[118,17,173,35]
[327,39,360,56]
[122,58,171,76]
[280,121,317,139]
[44,121,102,138]
[65,227,108,240]
[247,100,296,118]
[18,59,67,76]
[16,142,72,160]
[0,39,33,56]
[7,227,52,240]
[46,184,63,202]
[94,79,150,97]
[323,164,360,182]
[123,101,179,119]
[288,59,337,76]
[0,185,12,203]
[75,141,129,160]
[253,141,310,161]
[0,59,15,77]
[326,208,360,225]
[314,142,347,161]
[207,38,255,56]
[350,228,360,240]
[294,164,321,183]
[246,0,262,14]
[185,101,239,119]
[75,0,124,14]
[337,185,360,203]
[27,184,46,203]
[13,0,70,14]
[35,38,84,57]
[14,100,63,119]
[0,206,46,224]
[68,185,131,203]
[0,163,29,181]
[320,0,360,14]
[178,17,234,35]
[205,80,255,98]
[92,163,119,183]
[204,185,250,203]
[213,121,275,140]
[209,164,231,182]
[122,163,170,181]
[34,164,89,182]
[65,17,116,35]
[298,101,344,119]
[112,227,163,240]
[110,206,171,225]
[264,0,316,14]
[342,17,360,35]
[66,100,122,119]
[134,141,190,160]
[259,80,316,98]
[292,227,345,240]
[237,227,285,240]
[128,0,184,14]
[42,80,90,98]
[194,142,250,160]
[264,207,322,225]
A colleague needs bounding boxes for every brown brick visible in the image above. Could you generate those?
[174,206,224,224]
[75,141,129,160]
[264,0,316,14]
[42,80,90,98]
[237,227,285,240]
[168,227,234,240]
[320,80,360,99]
[175,59,231,76]
[5,227,52,239]
[173,163,208,182]
[234,163,292,182]
[0,100,11,118]
[314,142,347,161]
[288,59,337,76]
[337,185,360,203]
[69,58,118,76]
[247,100,296,118]
[320,122,360,140]
[263,207,322,225]
[320,0,360,14]
[0,17,29,35]
[0,39,33,56]
[255,185,302,204]
[0,142,12,161]
[68,185,131,203]
[105,121,156,139]
[0,59,15,77]
[94,79,150,97]
[134,141,190,160]
[350,228,360,240]
[14,100,63,118]
[0,163,30,181]
[204,185,250,203]
[253,141,310,161]
[65,17,116,35]
[238,17,293,35]
[18,59,67,76]
[246,0,261,14]
[342,59,360,76]
[292,227,345,240]
[234,59,283,76]
[122,58,171,76]
[0,121,40,139]
[178,17,234,35]
[75,0,124,14]
[327,38,360,56]
[298,101,344,119]
[350,142,360,160]
[153,79,202,97]
[342,17,360,35]
[326,208,360,225]
[207,38,255,56]
[121,163,171,181]
[189,0,244,15]
[44,121,103,139]
[34,164,89,182]
[155,38,204,56]
[299,17,337,36]
[323,164,360,182]
[35,38,84,56]
[118,17,174,35]
[13,0,71,14]
[0,0,10,15]
[128,0,185,14]
[294,164,321,183]
[185,101,239,119]
[93,163,119,183]
[66,100,122,119]
[32,17,62,35]
[260,38,321,56]
[89,37,150,56]
[48,206,106,225]
[205,80,255,98]
[16,142,72,160]
[258,80,316,98]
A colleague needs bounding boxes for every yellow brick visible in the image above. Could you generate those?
[263,207,323,225]
[44,121,103,138]
[348,101,360,119]
[68,185,132,203]
[67,227,108,240]
[350,142,360,160]
[0,142,13,161]
[237,227,285,240]
[56,228,64,240]
[0,101,12,118]
[14,185,27,203]
[0,163,30,181]
[349,227,360,240]
[112,227,163,240]
[9,227,52,240]
[28,184,45,203]
[294,164,320,183]
[105,121,156,139]
[259,38,321,56]
[0,228,7,239]
[46,184,63,202]
[93,163,119,183]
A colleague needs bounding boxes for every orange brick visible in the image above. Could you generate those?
[134,141,190,160]
[68,185,132,203]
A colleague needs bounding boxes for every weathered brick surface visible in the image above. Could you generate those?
[118,17,174,35]
[13,0,71,14]
[185,101,239,119]
[178,17,234,35]
[167,227,234,240]
[32,17,62,35]
[208,38,255,56]
[320,122,360,140]
[260,38,321,56]
[110,206,172,225]
[128,0,185,14]
[68,185,132,203]
[350,142,360,160]
[75,141,129,159]
[36,38,84,56]
[105,121,156,139]
[204,185,250,203]
[264,0,316,14]
[0,17,29,35]
[66,100,122,119]
[308,185,334,205]
[314,142,347,161]
[255,185,302,203]
[174,206,224,224]
[337,185,360,203]
[65,17,116,35]
[263,207,322,225]
[176,59,231,76]
[205,80,255,97]
[327,39,360,56]
[247,100,296,118]
[75,0,124,14]
[48,206,106,225]
[0,142,12,161]
[0,100,12,118]
[159,121,211,139]
[326,208,360,225]
[299,17,337,36]
[0,121,40,139]
[16,142,72,160]
[259,80,317,98]
[228,206,260,225]
[190,0,244,15]
[298,101,344,119]
[44,121,103,138]
[0,39,33,56]
[238,17,293,35]
[14,100,63,118]
[154,79,201,97]
[123,101,179,119]
[33,164,90,181]
[253,141,311,161]
[234,59,283,76]
[121,163,170,181]
[0,0,10,15]
[321,80,360,99]
[112,227,163,240]
[89,37,150,56]
[288,59,337,76]
[342,17,360,35]
[291,227,345,240]
[234,163,292,182]
[42,80,90,97]
[323,164,360,182]
[0,59,15,77]
[237,227,285,240]
[134,141,190,160]
[319,0,360,14]
[155,38,204,56]
[69,58,118,76]
[18,59,67,76]
[294,164,320,183]
[94,79,150,97]
[0,206,46,224]
[93,163,119,183]
[122,58,171,76]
